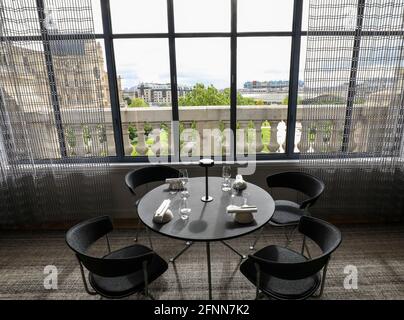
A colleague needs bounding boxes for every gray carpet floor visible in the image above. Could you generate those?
[0,224,403,300]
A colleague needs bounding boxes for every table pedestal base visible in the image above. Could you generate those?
[201,196,213,202]
[169,240,247,299]
[206,242,212,300]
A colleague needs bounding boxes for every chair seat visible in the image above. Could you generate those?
[89,244,168,299]
[269,200,305,226]
[240,245,320,300]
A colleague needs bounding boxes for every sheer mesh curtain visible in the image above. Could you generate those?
[299,0,404,221]
[0,0,112,227]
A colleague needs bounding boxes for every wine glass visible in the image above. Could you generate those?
[179,198,191,219]
[242,191,249,207]
[179,169,189,193]
[221,165,231,192]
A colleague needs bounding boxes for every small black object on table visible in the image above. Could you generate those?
[199,158,214,202]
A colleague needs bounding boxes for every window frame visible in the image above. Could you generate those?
[102,0,303,162]
[3,0,403,163]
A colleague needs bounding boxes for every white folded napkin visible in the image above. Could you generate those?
[153,199,173,223]
[226,204,257,214]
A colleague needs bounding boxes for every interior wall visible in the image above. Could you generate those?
[77,161,404,225]
[1,161,403,229]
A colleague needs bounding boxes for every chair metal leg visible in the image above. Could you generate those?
[145,226,154,250]
[77,257,97,296]
[169,241,193,263]
[301,235,312,258]
[304,241,312,259]
[249,226,264,250]
[134,218,141,242]
[301,235,306,255]
[254,263,261,300]
[142,260,155,300]
[221,241,247,259]
[314,260,329,298]
[319,261,329,297]
[105,234,111,253]
[284,225,298,247]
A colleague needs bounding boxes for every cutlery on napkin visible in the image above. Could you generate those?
[226,204,257,214]
[226,204,257,224]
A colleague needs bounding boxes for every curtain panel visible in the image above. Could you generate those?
[300,0,404,221]
[0,0,112,227]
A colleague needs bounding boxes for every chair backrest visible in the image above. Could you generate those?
[249,216,341,280]
[65,216,153,277]
[125,165,179,196]
[266,171,325,209]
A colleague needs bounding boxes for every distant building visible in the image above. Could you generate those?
[243,80,304,90]
[123,83,192,106]
[0,38,124,111]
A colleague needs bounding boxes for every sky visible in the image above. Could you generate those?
[91,0,308,90]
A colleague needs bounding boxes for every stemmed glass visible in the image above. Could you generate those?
[221,165,232,192]
[179,169,189,195]
[179,169,191,216]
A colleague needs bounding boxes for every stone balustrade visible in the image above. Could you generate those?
[22,104,377,159]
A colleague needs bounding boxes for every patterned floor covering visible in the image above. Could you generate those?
[0,224,403,300]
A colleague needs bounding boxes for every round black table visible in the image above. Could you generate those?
[137,176,275,299]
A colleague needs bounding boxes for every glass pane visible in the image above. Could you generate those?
[176,38,231,159]
[1,0,41,36]
[51,39,115,157]
[43,0,97,34]
[363,0,404,31]
[91,0,103,34]
[306,0,358,32]
[296,36,355,154]
[110,0,168,33]
[302,0,309,31]
[114,39,172,157]
[174,0,231,32]
[237,37,291,155]
[0,41,59,159]
[298,36,307,99]
[238,0,294,32]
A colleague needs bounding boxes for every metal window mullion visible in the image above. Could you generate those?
[342,0,366,153]
[35,0,67,158]
[285,0,303,157]
[100,0,125,159]
[167,0,180,161]
[230,0,237,161]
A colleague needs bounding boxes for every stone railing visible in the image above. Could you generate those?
[23,104,379,159]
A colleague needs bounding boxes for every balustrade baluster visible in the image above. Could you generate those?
[294,122,302,153]
[276,121,287,153]
[135,123,149,156]
[121,123,134,156]
[254,121,264,154]
[268,120,280,153]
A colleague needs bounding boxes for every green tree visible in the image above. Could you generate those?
[179,83,257,106]
[128,124,137,144]
[124,97,132,105]
[129,97,148,107]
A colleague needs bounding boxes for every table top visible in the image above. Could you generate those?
[137,177,275,242]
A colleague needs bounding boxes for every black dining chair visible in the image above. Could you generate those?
[66,215,168,299]
[125,165,179,247]
[250,171,325,250]
[240,216,341,300]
